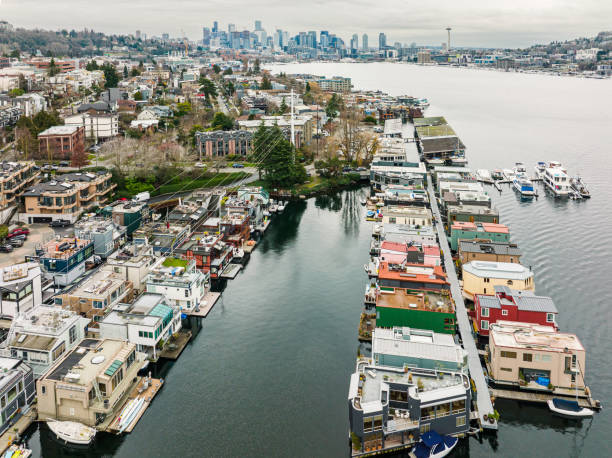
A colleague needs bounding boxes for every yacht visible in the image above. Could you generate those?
[513,173,535,196]
[491,169,504,180]
[476,169,493,183]
[513,162,527,175]
[502,169,515,181]
[47,420,96,445]
[570,176,590,198]
[534,161,547,178]
[543,166,570,196]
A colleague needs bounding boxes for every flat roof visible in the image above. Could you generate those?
[451,221,509,234]
[38,125,80,136]
[67,269,126,299]
[378,262,448,286]
[459,240,521,256]
[373,327,465,364]
[463,261,533,280]
[490,321,583,352]
[376,288,454,313]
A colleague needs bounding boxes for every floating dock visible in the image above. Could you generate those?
[220,263,242,279]
[185,291,221,317]
[159,330,192,360]
[489,388,602,410]
[427,175,498,430]
[107,377,164,434]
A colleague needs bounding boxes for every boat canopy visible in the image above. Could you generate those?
[552,398,582,412]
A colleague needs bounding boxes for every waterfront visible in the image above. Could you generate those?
[20,64,612,457]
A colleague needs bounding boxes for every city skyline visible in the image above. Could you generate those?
[1,0,611,48]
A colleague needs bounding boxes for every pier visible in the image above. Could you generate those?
[107,377,164,434]
[426,175,498,430]
[184,291,221,317]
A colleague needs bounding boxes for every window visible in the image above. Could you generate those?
[541,354,552,362]
[502,309,509,316]
[500,367,512,372]
[18,381,23,393]
[500,351,517,359]
[507,280,513,285]
[481,307,489,318]
[421,406,435,420]
[99,383,107,396]
[456,416,466,427]
[523,353,533,362]
[546,313,555,323]
[0,396,4,408]
[184,289,189,298]
[41,386,46,395]
[54,297,63,305]
[126,351,135,368]
[373,416,383,431]
[420,423,430,434]
[390,390,408,402]
[484,278,490,283]
[363,417,373,433]
[69,325,77,344]
[480,320,489,330]
[52,342,66,360]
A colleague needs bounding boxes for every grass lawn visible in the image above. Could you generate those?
[162,258,189,268]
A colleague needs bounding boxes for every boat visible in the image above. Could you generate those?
[411,431,458,458]
[502,168,515,181]
[3,445,32,458]
[476,169,493,183]
[513,174,536,196]
[570,176,590,198]
[359,197,367,206]
[543,165,570,196]
[491,169,504,180]
[232,247,245,262]
[46,420,96,445]
[547,398,594,419]
[118,397,146,433]
[534,161,547,178]
[269,204,278,213]
[262,210,270,217]
[547,160,567,173]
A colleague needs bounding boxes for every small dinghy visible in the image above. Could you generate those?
[547,398,594,419]
[47,420,96,445]
[411,431,458,458]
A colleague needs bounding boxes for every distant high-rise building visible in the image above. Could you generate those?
[320,31,329,49]
[446,27,452,51]
[379,32,387,50]
[212,21,218,33]
[228,23,236,33]
[307,31,317,49]
[362,34,368,50]
[135,30,141,39]
[202,27,211,46]
[350,34,358,51]
[162,33,169,42]
[255,20,262,31]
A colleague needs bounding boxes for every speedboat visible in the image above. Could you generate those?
[117,397,145,433]
[502,168,515,181]
[46,420,96,445]
[3,445,32,457]
[277,202,285,212]
[411,431,458,458]
[570,176,590,198]
[534,161,547,178]
[360,197,367,206]
[547,398,594,419]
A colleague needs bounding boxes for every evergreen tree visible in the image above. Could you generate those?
[279,98,288,114]
[260,75,272,90]
[102,63,119,88]
[123,65,128,79]
[48,58,60,77]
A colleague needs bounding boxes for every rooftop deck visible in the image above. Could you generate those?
[376,289,454,314]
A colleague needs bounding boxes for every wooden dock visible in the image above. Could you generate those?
[159,329,192,360]
[243,241,257,253]
[185,291,221,317]
[107,377,164,434]
[0,404,37,454]
[490,388,602,410]
[220,263,242,279]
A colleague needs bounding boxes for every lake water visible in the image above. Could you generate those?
[26,63,612,457]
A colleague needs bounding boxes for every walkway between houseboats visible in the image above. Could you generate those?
[426,175,497,430]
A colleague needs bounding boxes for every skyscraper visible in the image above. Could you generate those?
[379,32,387,50]
[320,31,329,49]
[362,33,368,50]
[202,27,211,46]
[350,34,358,51]
[212,21,218,33]
[255,20,262,31]
[228,23,236,33]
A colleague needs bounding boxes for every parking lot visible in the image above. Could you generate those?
[0,224,55,268]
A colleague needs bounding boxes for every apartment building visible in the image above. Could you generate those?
[37,125,85,161]
[20,171,115,224]
[99,293,182,360]
[104,242,156,293]
[108,200,148,236]
[0,105,21,129]
[56,269,133,324]
[4,306,89,377]
[0,357,36,435]
[64,112,119,142]
[382,206,433,227]
[317,76,352,92]
[488,321,587,394]
[195,130,252,157]
[462,261,535,301]
[238,115,313,148]
[0,161,41,211]
[0,262,42,318]
[36,338,144,427]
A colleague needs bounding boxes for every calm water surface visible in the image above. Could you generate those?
[27,64,612,457]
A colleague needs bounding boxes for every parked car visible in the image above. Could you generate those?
[0,245,13,253]
[49,219,71,227]
[194,162,207,168]
[8,234,27,241]
[232,163,245,168]
[59,161,70,167]
[9,239,24,248]
[8,228,29,237]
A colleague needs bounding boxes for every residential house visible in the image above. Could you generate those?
[74,217,126,258]
[449,222,510,251]
[0,357,36,435]
[107,200,148,236]
[488,321,587,395]
[376,262,448,292]
[474,286,558,336]
[4,306,89,377]
[35,237,94,286]
[104,241,156,294]
[132,223,189,256]
[462,261,535,301]
[36,338,144,427]
[0,262,42,318]
[99,293,182,360]
[175,233,233,281]
[56,269,133,324]
[382,206,433,227]
[64,112,119,142]
[458,240,522,264]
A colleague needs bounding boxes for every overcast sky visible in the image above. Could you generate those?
[1,0,610,48]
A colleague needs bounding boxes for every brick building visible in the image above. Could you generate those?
[38,125,85,160]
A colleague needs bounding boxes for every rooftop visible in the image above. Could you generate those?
[66,269,127,299]
[459,240,521,256]
[477,286,557,313]
[378,262,448,286]
[38,125,81,136]
[9,306,84,346]
[413,116,447,127]
[416,124,456,139]
[102,293,170,327]
[463,261,533,280]
[490,321,583,352]
[39,237,92,260]
[376,288,454,314]
[451,221,509,234]
[1,262,40,289]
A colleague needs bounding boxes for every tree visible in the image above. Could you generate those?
[223,67,233,75]
[102,63,119,88]
[211,112,234,131]
[305,82,311,92]
[48,58,60,77]
[123,65,128,79]
[199,78,217,99]
[175,101,192,116]
[85,60,99,71]
[253,58,260,73]
[260,75,272,90]
[212,64,221,74]
[9,88,24,97]
[363,115,377,124]
[252,124,306,186]
[71,148,88,169]
[326,93,343,120]
[279,98,288,114]
[9,50,20,59]
[134,91,143,101]
[15,127,36,159]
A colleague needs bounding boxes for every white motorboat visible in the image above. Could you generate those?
[502,168,515,181]
[513,174,536,196]
[547,398,594,419]
[476,169,493,183]
[491,169,504,180]
[47,420,96,445]
[262,210,270,217]
[534,161,547,178]
[277,202,286,212]
[570,176,590,198]
[410,431,458,458]
[232,247,245,262]
[3,444,32,457]
[359,197,367,206]
[269,204,278,213]
[118,397,145,433]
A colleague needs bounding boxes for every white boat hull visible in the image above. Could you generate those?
[47,420,96,445]
[547,400,594,418]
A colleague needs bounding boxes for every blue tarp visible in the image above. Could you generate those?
[536,376,550,387]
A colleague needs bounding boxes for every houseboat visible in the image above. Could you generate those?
[570,176,590,198]
[543,166,570,196]
[512,173,535,197]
